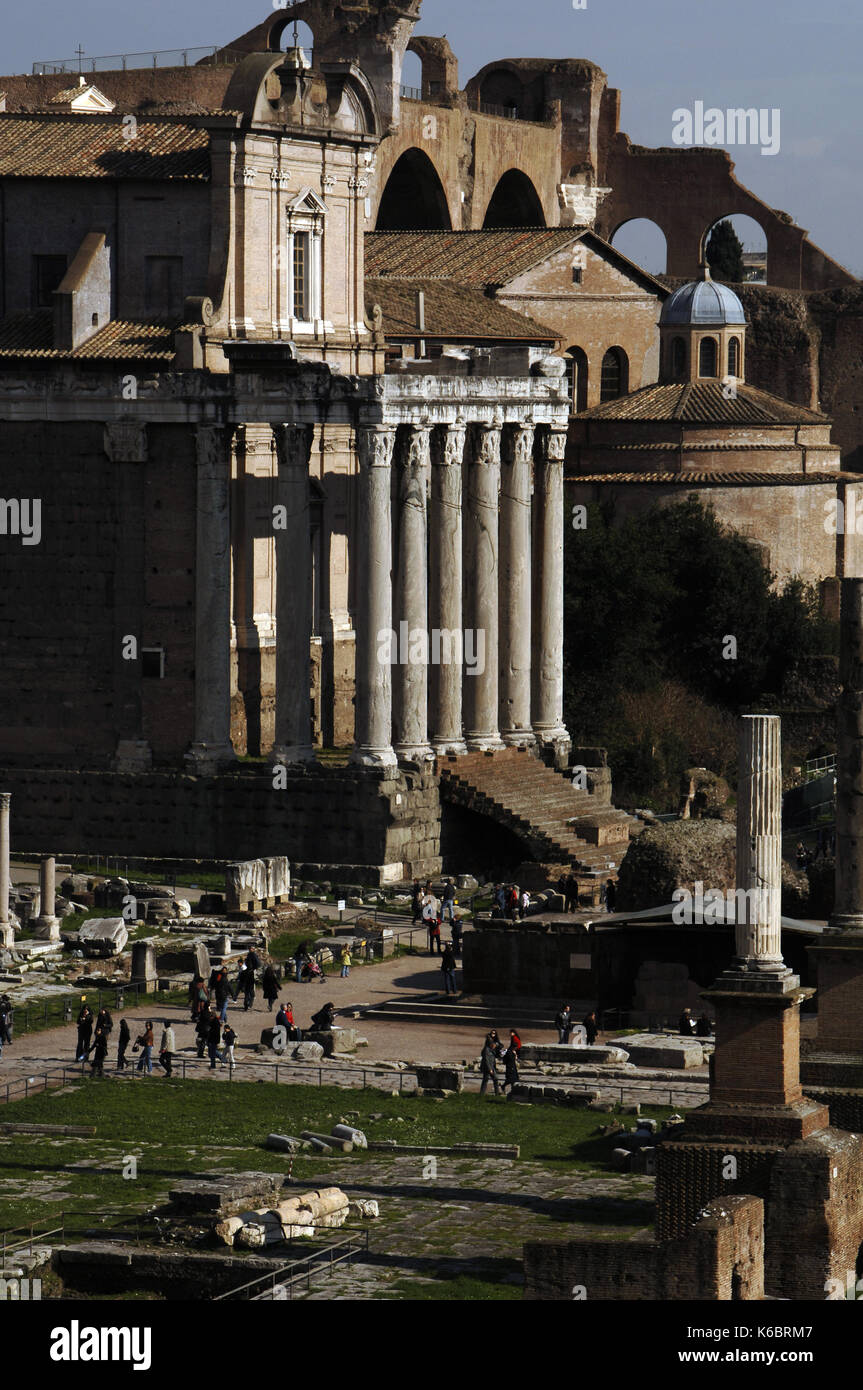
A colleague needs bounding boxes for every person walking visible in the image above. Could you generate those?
[411,879,423,925]
[451,913,463,958]
[262,964,280,1011]
[221,1022,237,1067]
[430,916,442,955]
[242,951,258,1012]
[0,996,13,1061]
[604,879,617,913]
[212,967,231,1023]
[563,873,578,914]
[135,1021,154,1074]
[195,1009,209,1059]
[583,1010,598,1046]
[339,945,351,978]
[206,1011,222,1068]
[190,976,209,1021]
[422,894,440,952]
[89,1023,109,1076]
[520,889,530,920]
[116,1017,131,1070]
[441,942,457,995]
[479,1032,500,1096]
[555,1004,573,1044]
[502,1040,520,1092]
[293,941,310,984]
[158,1021,176,1077]
[441,879,456,924]
[76,1001,94,1062]
[95,1006,113,1043]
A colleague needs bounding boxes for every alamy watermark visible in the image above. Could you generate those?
[672,102,780,157]
[672,882,780,925]
[0,498,41,546]
[377,623,485,676]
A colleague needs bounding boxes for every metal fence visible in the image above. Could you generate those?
[32,45,250,75]
[5,979,184,1042]
[213,1228,370,1301]
[0,1212,64,1263]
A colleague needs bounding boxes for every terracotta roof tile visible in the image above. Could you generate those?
[366,229,585,286]
[579,381,828,425]
[0,312,178,360]
[366,277,557,342]
[0,115,209,179]
[568,471,850,486]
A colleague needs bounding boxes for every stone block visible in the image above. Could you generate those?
[291,1041,325,1062]
[518,1044,629,1066]
[305,1028,358,1055]
[225,856,291,911]
[415,1065,464,1092]
[156,942,210,978]
[77,918,128,957]
[621,1033,704,1069]
[610,1147,632,1171]
[349,1200,380,1219]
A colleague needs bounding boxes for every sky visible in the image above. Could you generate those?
[5,0,861,274]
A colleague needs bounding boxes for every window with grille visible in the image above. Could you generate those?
[600,347,628,402]
[293,231,310,321]
[728,336,741,376]
[699,336,718,377]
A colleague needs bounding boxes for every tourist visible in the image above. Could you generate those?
[241,958,257,1011]
[206,1011,222,1069]
[502,1040,520,1092]
[195,1009,210,1058]
[221,1022,237,1067]
[441,942,457,995]
[509,1029,522,1056]
[564,873,578,914]
[159,1020,176,1077]
[695,1012,713,1038]
[0,996,12,1059]
[89,1022,109,1076]
[679,1007,696,1037]
[429,916,442,955]
[311,1001,336,1033]
[494,884,507,915]
[450,913,463,957]
[211,966,231,1022]
[262,964,281,1010]
[795,841,807,869]
[441,879,456,923]
[76,1000,93,1062]
[583,1011,598,1046]
[479,1032,500,1096]
[190,976,209,1021]
[555,1004,573,1044]
[520,889,530,920]
[293,941,311,984]
[411,879,423,924]
[283,1000,301,1042]
[339,944,352,978]
[116,1017,130,1070]
[96,1006,113,1042]
[135,1020,154,1074]
[604,879,617,913]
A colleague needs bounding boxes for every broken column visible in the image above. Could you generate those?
[0,793,11,948]
[733,714,784,972]
[33,855,59,941]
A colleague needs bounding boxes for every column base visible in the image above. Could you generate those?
[432,738,468,757]
[184,743,237,775]
[113,739,153,773]
[465,733,506,752]
[33,916,60,942]
[394,744,435,764]
[270,746,316,767]
[350,746,399,772]
[533,724,571,766]
[0,923,14,949]
[502,729,537,749]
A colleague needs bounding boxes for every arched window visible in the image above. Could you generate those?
[671,336,687,380]
[728,336,741,377]
[600,347,628,402]
[483,170,545,228]
[699,337,718,378]
[565,346,588,413]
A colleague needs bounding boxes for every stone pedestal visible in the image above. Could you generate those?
[131,940,157,988]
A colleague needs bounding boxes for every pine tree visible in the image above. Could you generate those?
[706,220,745,282]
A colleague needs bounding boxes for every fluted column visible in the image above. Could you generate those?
[352,426,397,769]
[34,855,59,941]
[832,578,863,930]
[186,426,237,773]
[532,426,570,759]
[735,714,785,970]
[464,424,505,751]
[393,426,433,761]
[0,793,10,947]
[499,424,535,746]
[429,425,467,755]
[271,423,315,765]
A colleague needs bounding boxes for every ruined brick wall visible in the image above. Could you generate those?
[766,1130,863,1299]
[655,1140,781,1243]
[524,1234,659,1300]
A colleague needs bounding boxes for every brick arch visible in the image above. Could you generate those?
[376,147,452,231]
[703,212,768,282]
[483,169,545,228]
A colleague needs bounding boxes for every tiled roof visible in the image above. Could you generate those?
[568,471,849,486]
[579,381,828,425]
[0,312,179,360]
[366,229,586,286]
[0,115,209,179]
[366,277,557,342]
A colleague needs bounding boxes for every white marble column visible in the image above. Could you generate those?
[532,426,570,758]
[429,425,468,755]
[186,426,237,773]
[393,426,433,761]
[735,714,785,971]
[464,424,505,751]
[500,424,535,747]
[34,856,59,941]
[351,426,398,769]
[0,794,11,948]
[271,423,316,765]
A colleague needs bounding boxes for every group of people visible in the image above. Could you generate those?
[479,1028,522,1095]
[554,1004,598,1045]
[679,1008,713,1038]
[557,873,617,915]
[489,884,530,921]
[795,830,835,869]
[189,950,270,1021]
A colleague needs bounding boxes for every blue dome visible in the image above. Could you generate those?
[660,277,746,327]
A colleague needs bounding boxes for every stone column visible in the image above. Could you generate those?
[34,856,59,941]
[429,425,467,755]
[271,423,315,765]
[532,426,570,760]
[499,424,535,747]
[393,426,433,761]
[351,426,397,769]
[734,714,785,970]
[831,578,863,930]
[0,793,11,948]
[463,424,505,751]
[186,426,237,773]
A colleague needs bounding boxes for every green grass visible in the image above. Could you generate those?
[9,986,189,1040]
[379,1272,522,1300]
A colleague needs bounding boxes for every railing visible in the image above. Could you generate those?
[32,45,253,75]
[802,754,836,782]
[468,97,520,120]
[213,1228,370,1301]
[2,980,185,1042]
[0,1213,64,1263]
[400,84,423,101]
[0,1056,417,1097]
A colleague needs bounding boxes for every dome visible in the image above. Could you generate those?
[660,273,746,327]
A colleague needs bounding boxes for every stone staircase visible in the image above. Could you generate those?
[438,747,634,870]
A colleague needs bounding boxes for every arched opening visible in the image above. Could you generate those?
[483,169,545,229]
[270,14,315,61]
[376,149,452,231]
[400,50,423,100]
[600,347,628,402]
[565,346,588,413]
[699,337,718,378]
[703,213,768,284]
[728,335,741,377]
[477,67,525,119]
[671,336,687,380]
[610,218,668,275]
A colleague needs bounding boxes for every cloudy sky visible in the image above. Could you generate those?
[7,0,861,274]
